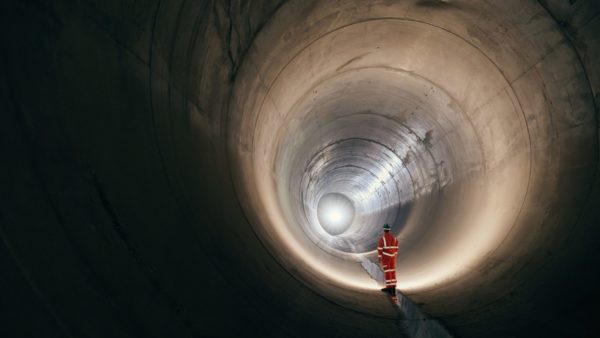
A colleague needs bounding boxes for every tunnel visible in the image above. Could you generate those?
[1,0,599,337]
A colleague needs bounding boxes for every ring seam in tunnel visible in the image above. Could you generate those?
[302,136,415,196]
[218,175,404,320]
[267,65,485,204]
[148,2,267,331]
[230,13,535,298]
[243,19,534,250]
[300,162,404,249]
[245,17,528,169]
[223,81,405,320]
[535,2,600,258]
[312,163,404,241]
[299,136,417,233]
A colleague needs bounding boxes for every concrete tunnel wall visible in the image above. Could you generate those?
[1,1,599,337]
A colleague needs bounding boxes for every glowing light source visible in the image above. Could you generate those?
[317,193,355,235]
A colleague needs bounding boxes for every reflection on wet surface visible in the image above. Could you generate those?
[361,257,453,337]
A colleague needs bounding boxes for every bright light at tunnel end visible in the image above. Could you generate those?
[317,193,355,236]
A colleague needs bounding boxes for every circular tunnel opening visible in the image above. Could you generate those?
[234,17,532,291]
[3,0,599,336]
[316,193,355,236]
[227,0,597,316]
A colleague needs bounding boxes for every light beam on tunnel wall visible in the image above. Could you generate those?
[355,154,404,202]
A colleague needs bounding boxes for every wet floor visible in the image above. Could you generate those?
[362,258,453,338]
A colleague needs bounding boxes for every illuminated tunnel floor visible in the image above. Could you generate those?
[1,0,599,337]
[362,258,452,337]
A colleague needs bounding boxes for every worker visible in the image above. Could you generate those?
[377,223,398,293]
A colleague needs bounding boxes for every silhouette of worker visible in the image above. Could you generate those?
[377,224,398,293]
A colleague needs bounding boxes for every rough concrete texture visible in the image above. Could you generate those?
[1,0,599,337]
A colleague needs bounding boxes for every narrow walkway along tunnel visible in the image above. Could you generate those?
[1,1,599,337]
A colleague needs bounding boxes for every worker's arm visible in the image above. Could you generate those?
[377,237,383,265]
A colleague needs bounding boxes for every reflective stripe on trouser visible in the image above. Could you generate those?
[381,255,396,288]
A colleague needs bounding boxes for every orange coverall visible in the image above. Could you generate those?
[377,231,399,289]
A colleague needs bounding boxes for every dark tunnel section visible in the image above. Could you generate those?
[1,1,600,337]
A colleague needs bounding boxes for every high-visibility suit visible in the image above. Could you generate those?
[377,231,399,289]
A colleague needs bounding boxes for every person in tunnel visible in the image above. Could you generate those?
[377,224,399,294]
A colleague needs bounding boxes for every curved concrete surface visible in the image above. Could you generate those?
[1,0,599,337]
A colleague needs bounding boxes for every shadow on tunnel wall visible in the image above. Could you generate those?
[1,0,599,337]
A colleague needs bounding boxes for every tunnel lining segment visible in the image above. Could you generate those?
[231,15,531,293]
[226,0,596,320]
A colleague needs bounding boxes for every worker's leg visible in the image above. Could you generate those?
[383,256,396,290]
[388,256,396,289]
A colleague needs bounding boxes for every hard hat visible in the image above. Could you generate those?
[383,224,391,230]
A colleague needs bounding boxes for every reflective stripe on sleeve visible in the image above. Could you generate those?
[382,252,396,257]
